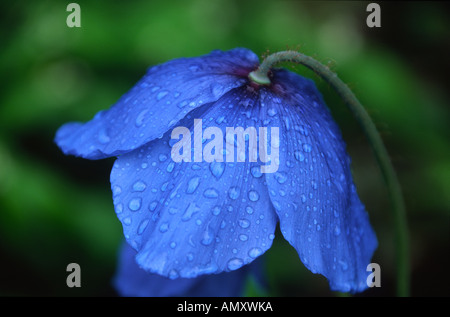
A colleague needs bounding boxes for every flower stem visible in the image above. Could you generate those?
[250,50,410,296]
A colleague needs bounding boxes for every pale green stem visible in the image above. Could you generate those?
[250,51,409,296]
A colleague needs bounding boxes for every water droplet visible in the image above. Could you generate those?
[141,162,148,169]
[189,64,200,72]
[215,116,225,124]
[301,194,307,203]
[135,109,148,127]
[248,247,263,258]
[203,188,219,199]
[170,241,177,249]
[228,186,240,200]
[115,203,123,214]
[112,185,122,197]
[178,100,188,108]
[211,83,225,98]
[161,181,169,191]
[138,219,149,235]
[186,253,194,262]
[166,162,175,173]
[267,108,277,117]
[158,154,168,162]
[169,269,179,279]
[182,203,200,221]
[248,190,260,202]
[159,222,169,233]
[128,198,142,211]
[201,226,214,246]
[227,258,244,271]
[239,234,248,242]
[123,217,132,225]
[212,206,221,216]
[186,176,200,194]
[156,90,168,101]
[210,161,225,179]
[294,150,305,162]
[339,260,348,271]
[98,129,110,144]
[303,143,312,153]
[132,181,147,192]
[246,206,254,215]
[250,166,263,178]
[149,201,157,211]
[274,171,288,184]
[238,219,250,229]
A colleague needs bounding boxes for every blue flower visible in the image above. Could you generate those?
[55,48,377,293]
[113,242,264,297]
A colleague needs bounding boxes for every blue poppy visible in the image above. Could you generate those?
[113,242,264,297]
[55,48,377,293]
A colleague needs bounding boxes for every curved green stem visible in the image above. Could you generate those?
[250,51,410,296]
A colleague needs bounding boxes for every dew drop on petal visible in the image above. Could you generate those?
[227,258,244,271]
[201,226,214,246]
[238,219,250,229]
[294,150,305,162]
[135,109,148,127]
[115,203,123,214]
[250,166,263,178]
[137,219,149,235]
[98,129,110,144]
[168,269,179,279]
[209,161,225,179]
[186,176,201,194]
[267,108,277,117]
[112,185,122,197]
[149,201,157,211]
[159,222,169,233]
[239,234,248,242]
[248,190,260,202]
[248,247,263,258]
[211,83,225,99]
[228,186,240,200]
[302,143,312,153]
[203,188,219,199]
[132,181,147,192]
[166,162,175,173]
[211,206,221,216]
[274,171,288,184]
[301,194,307,203]
[123,217,132,225]
[156,90,168,101]
[128,198,142,211]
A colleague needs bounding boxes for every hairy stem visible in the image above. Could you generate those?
[250,50,409,296]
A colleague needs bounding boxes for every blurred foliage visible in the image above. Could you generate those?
[0,0,449,296]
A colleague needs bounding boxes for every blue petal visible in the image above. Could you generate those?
[110,87,277,279]
[113,242,255,297]
[55,48,259,159]
[263,69,378,293]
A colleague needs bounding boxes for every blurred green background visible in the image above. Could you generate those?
[0,0,449,297]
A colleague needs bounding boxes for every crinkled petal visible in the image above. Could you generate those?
[110,87,277,279]
[55,48,259,159]
[113,242,255,297]
[263,69,378,293]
